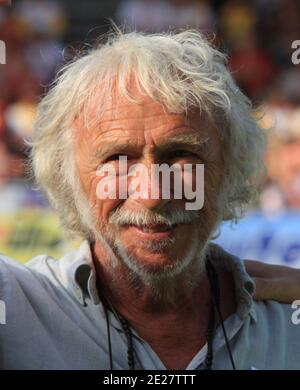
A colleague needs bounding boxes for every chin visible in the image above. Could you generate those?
[118,239,206,307]
[115,231,202,281]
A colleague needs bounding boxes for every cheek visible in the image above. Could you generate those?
[93,199,121,226]
[202,166,223,225]
[73,133,124,223]
[204,158,223,190]
[87,174,124,223]
[73,159,116,223]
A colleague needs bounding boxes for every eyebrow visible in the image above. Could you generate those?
[92,133,209,162]
[92,141,139,162]
[156,134,209,152]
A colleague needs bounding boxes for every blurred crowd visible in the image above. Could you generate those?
[0,0,66,187]
[0,0,300,213]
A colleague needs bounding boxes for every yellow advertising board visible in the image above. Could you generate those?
[0,208,76,263]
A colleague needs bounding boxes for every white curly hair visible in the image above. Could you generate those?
[30,28,266,240]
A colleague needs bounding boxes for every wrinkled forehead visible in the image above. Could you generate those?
[88,77,171,122]
[75,76,213,135]
[100,92,167,124]
[71,77,223,166]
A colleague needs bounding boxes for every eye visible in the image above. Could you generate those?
[105,154,128,162]
[169,149,196,158]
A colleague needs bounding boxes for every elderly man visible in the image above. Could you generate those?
[0,30,300,370]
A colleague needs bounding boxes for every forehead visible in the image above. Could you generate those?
[99,95,188,132]
[96,95,208,127]
[73,81,220,150]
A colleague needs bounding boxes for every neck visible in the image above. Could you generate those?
[91,239,211,332]
[91,239,237,369]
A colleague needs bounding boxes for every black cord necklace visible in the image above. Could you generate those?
[101,255,236,370]
[204,255,236,370]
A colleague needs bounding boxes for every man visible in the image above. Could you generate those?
[0,29,300,370]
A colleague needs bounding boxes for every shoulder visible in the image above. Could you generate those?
[0,252,47,285]
[0,248,82,308]
[0,252,58,301]
[0,242,93,308]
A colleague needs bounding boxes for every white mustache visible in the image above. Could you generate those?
[108,206,199,228]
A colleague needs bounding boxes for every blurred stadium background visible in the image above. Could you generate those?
[0,0,300,266]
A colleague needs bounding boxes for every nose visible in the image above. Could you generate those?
[128,160,171,212]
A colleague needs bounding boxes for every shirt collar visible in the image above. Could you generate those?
[62,240,100,306]
[63,240,257,323]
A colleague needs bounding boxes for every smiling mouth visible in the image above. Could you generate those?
[118,223,183,239]
[137,224,179,232]
[123,223,179,231]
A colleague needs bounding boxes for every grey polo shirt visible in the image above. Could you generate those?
[0,240,300,370]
